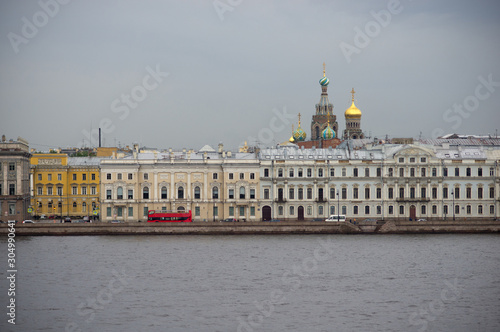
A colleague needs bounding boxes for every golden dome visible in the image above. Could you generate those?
[345,101,362,118]
[345,88,362,119]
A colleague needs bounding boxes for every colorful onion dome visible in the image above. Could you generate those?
[292,113,306,142]
[322,125,335,140]
[345,88,362,119]
[319,62,330,86]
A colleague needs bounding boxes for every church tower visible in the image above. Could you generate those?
[311,63,338,140]
[343,88,365,139]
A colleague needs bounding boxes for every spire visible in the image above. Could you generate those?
[351,88,355,102]
[323,62,326,77]
[298,112,301,127]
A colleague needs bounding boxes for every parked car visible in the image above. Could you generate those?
[23,220,34,223]
[64,217,71,223]
[417,218,427,221]
[222,218,237,222]
[72,219,86,223]
[40,214,46,219]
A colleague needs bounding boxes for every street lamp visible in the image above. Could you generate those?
[451,191,455,221]
[337,189,340,222]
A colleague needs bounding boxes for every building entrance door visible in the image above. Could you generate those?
[262,206,272,221]
[410,205,416,220]
[298,206,304,220]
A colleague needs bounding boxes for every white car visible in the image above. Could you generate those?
[23,220,34,223]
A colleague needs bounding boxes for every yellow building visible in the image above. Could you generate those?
[30,154,102,220]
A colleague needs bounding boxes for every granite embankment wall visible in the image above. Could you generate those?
[1,220,499,236]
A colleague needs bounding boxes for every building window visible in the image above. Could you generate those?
[421,157,426,163]
[330,168,335,177]
[57,187,63,196]
[318,206,324,215]
[298,188,303,200]
[388,187,394,199]
[195,207,200,217]
[432,205,437,214]
[376,206,381,215]
[144,207,148,217]
[489,187,494,198]
[228,189,234,199]
[365,187,370,199]
[229,173,233,180]
[388,205,393,214]
[410,168,415,177]
[9,162,15,171]
[421,187,426,198]
[213,173,218,180]
[330,206,335,215]
[421,205,426,215]
[353,206,358,215]
[47,187,53,195]
[37,186,42,195]
[239,187,245,199]
[178,186,184,199]
[250,173,255,180]
[264,169,269,177]
[289,206,294,215]
[399,168,404,177]
[48,174,52,181]
[399,157,404,163]
[264,189,270,199]
[162,186,168,199]
[307,188,313,199]
[478,187,483,199]
[376,168,381,177]
[443,168,448,177]
[388,168,393,177]
[455,168,459,176]
[478,205,483,215]
[341,206,346,215]
[82,186,87,195]
[307,206,312,216]
[239,206,245,217]
[454,187,460,199]
[128,190,133,199]
[117,173,122,180]
[365,168,369,177]
[399,187,404,198]
[250,189,255,199]
[144,173,149,180]
[466,187,472,199]
[421,168,426,177]
[444,205,448,215]
[455,205,460,215]
[432,168,437,177]
[353,188,358,199]
[250,207,255,216]
[477,168,482,177]
[82,202,87,213]
[342,168,346,177]
[330,188,335,199]
[432,187,437,199]
[410,187,416,199]
[107,173,111,180]
[278,206,284,216]
[213,187,219,199]
[72,186,77,195]
[364,205,370,214]
[128,207,133,217]
[143,187,149,199]
[307,168,312,177]
[376,188,381,199]
[128,173,133,180]
[92,173,96,180]
[466,168,471,177]
[342,188,347,199]
[106,189,112,199]
[278,168,283,177]
[82,174,86,181]
[443,187,448,199]
[38,174,42,181]
[490,205,495,215]
[353,168,358,177]
[318,169,323,177]
[466,205,471,215]
[289,188,294,200]
[410,157,415,163]
[298,168,303,177]
[106,207,111,217]
[239,173,244,180]
[490,167,495,176]
[229,207,234,216]
[72,174,77,181]
[399,205,404,215]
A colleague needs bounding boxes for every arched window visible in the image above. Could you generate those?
[239,186,245,199]
[177,206,185,212]
[143,187,149,199]
[73,202,77,212]
[278,168,283,177]
[161,186,167,199]
[307,188,313,199]
[82,202,87,212]
[315,127,320,139]
[212,187,218,199]
[117,187,123,199]
[194,186,201,199]
[178,186,184,199]
[289,206,294,215]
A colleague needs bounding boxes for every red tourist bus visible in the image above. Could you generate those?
[147,210,192,222]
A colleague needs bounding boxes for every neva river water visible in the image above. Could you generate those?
[1,234,499,332]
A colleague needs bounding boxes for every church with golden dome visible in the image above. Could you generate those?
[289,63,365,148]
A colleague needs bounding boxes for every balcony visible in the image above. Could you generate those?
[274,198,287,203]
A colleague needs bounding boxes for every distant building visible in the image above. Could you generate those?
[0,136,31,223]
[343,88,365,140]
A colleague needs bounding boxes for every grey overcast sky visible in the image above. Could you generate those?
[1,0,500,151]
